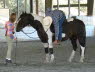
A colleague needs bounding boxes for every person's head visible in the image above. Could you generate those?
[9,13,16,23]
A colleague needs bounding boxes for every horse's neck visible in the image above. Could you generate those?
[31,13,44,23]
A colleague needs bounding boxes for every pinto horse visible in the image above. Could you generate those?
[63,18,86,62]
[16,12,86,63]
[16,13,54,63]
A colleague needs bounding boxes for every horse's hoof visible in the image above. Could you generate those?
[68,59,72,63]
[50,60,54,63]
[44,54,50,63]
[50,54,54,63]
[44,60,49,63]
[68,57,73,62]
[79,57,84,63]
[50,59,54,63]
[79,60,84,63]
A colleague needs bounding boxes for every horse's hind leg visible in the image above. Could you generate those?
[69,36,77,62]
[78,36,86,63]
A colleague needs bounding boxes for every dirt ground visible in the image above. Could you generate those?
[0,37,95,72]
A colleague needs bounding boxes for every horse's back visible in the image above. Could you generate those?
[64,18,86,37]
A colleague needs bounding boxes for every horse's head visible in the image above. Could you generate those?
[16,12,34,32]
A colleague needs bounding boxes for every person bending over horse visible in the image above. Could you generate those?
[5,13,16,64]
[46,8,66,44]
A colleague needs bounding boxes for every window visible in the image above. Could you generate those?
[0,0,5,8]
[0,0,30,16]
[80,7,87,15]
[0,0,17,13]
[53,0,88,16]
[53,0,68,5]
[70,7,78,16]
[70,0,78,4]
[59,7,69,16]
[5,0,17,13]
[80,0,87,4]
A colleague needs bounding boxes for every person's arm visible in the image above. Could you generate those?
[7,24,15,39]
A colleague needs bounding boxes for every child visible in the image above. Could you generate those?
[5,13,16,64]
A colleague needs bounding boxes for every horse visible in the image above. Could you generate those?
[50,17,86,63]
[16,12,54,63]
[16,12,86,63]
[63,18,86,62]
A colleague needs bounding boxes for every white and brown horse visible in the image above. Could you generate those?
[16,12,86,63]
[16,13,54,63]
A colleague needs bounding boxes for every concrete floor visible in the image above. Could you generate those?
[0,37,95,72]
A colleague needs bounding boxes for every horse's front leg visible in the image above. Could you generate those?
[46,29,54,63]
[36,29,50,63]
[43,43,50,63]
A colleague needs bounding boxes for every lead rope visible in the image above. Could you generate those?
[14,22,18,65]
[21,26,49,39]
[14,32,17,65]
[21,29,39,39]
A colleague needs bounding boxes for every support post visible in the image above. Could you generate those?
[87,0,94,16]
[78,0,80,16]
[57,0,59,10]
[45,0,52,12]
[30,0,33,13]
[68,0,70,18]
[36,0,39,14]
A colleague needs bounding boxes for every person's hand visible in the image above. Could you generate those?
[14,37,17,40]
[13,32,15,34]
